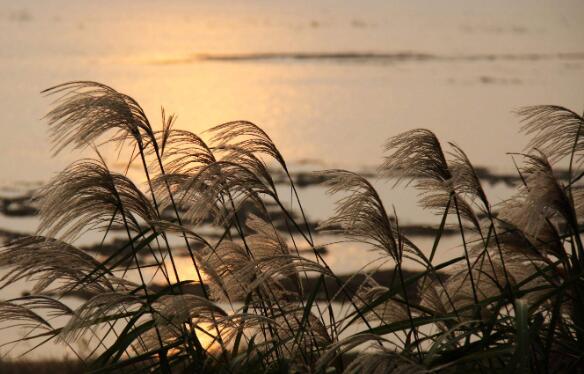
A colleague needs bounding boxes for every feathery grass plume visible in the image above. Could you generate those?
[225,301,332,368]
[0,297,73,351]
[317,169,425,350]
[207,121,314,232]
[379,129,482,314]
[157,108,177,158]
[219,145,278,193]
[201,237,328,304]
[318,170,401,260]
[477,246,550,305]
[442,238,551,320]
[0,301,54,330]
[146,295,228,354]
[272,304,331,366]
[159,160,273,227]
[245,254,331,298]
[354,277,411,325]
[418,179,481,232]
[4,81,583,372]
[497,198,563,257]
[35,158,157,240]
[518,105,584,165]
[0,236,131,295]
[245,213,289,254]
[43,81,154,154]
[417,280,448,322]
[499,152,572,244]
[208,120,288,172]
[439,268,490,319]
[318,169,425,272]
[448,143,489,213]
[149,129,218,223]
[381,129,451,184]
[152,295,226,330]
[208,120,317,257]
[6,296,74,320]
[214,312,284,357]
[380,129,481,231]
[152,129,216,176]
[206,121,303,227]
[59,292,144,344]
[441,258,511,318]
[200,237,288,305]
[447,142,514,292]
[244,213,302,287]
[0,297,71,355]
[199,241,254,302]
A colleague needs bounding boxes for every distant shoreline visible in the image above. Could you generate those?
[152,50,584,65]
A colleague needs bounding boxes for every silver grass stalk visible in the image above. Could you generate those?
[35,158,158,241]
[152,295,226,329]
[318,170,401,261]
[380,129,481,232]
[43,81,154,154]
[151,128,216,176]
[0,236,133,295]
[0,300,54,331]
[59,292,144,344]
[518,105,584,165]
[448,143,489,213]
[354,277,411,325]
[156,161,273,227]
[4,296,73,320]
[208,120,315,242]
[141,295,229,354]
[499,152,572,243]
[0,80,577,372]
[208,120,288,172]
[381,129,451,184]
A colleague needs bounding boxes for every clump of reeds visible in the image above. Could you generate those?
[0,82,583,373]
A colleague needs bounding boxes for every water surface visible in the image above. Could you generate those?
[1,0,583,359]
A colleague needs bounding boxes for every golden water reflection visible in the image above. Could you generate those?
[167,256,210,285]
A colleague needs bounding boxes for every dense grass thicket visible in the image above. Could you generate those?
[1,81,583,373]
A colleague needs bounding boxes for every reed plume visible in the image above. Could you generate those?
[0,82,581,373]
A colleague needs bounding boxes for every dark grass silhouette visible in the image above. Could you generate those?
[0,359,84,374]
[0,81,583,373]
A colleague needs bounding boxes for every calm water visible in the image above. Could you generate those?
[1,0,584,359]
[2,0,584,181]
